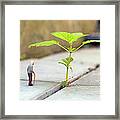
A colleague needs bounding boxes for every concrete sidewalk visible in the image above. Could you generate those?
[20,48,100,100]
[20,48,100,82]
[45,68,100,100]
[20,80,58,100]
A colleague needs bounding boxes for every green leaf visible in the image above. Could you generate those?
[61,58,68,65]
[61,57,73,66]
[28,40,59,48]
[58,61,67,67]
[58,58,68,67]
[51,32,71,42]
[66,56,74,64]
[71,33,88,43]
[58,56,74,67]
[51,32,87,43]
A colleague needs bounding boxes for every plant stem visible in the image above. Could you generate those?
[65,53,71,83]
[69,43,72,56]
[66,67,69,82]
[73,43,84,52]
[66,43,72,83]
[58,44,69,52]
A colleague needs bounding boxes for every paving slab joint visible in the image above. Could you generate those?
[34,64,100,100]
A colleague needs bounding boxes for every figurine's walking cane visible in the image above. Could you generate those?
[33,72,36,85]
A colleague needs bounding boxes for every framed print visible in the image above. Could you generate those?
[0,0,119,119]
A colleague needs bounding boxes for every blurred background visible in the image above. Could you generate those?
[20,20,100,60]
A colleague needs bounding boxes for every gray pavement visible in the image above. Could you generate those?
[20,48,100,82]
[20,80,58,100]
[20,48,100,100]
[45,68,100,101]
[70,68,100,86]
[45,86,100,101]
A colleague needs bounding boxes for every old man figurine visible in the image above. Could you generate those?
[27,61,35,86]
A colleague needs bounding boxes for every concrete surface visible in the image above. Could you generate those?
[70,68,100,86]
[20,80,58,100]
[45,68,100,101]
[20,48,100,100]
[45,86,100,101]
[20,48,100,82]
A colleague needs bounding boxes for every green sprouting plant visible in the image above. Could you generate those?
[29,32,100,87]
